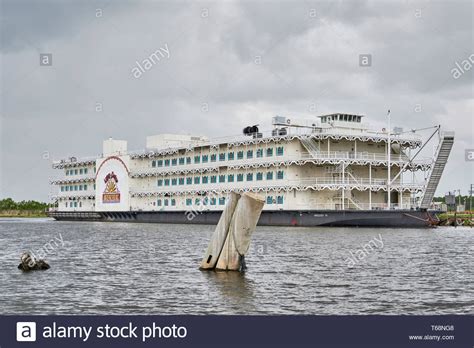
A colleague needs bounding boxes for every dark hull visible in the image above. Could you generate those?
[49,209,440,228]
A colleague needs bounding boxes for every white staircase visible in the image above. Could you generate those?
[300,138,320,157]
[333,191,362,210]
[420,132,455,209]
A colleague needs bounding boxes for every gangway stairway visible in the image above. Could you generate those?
[300,137,320,157]
[419,132,455,209]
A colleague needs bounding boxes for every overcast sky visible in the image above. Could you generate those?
[1,0,473,202]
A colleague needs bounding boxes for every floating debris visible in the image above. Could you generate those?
[18,252,50,272]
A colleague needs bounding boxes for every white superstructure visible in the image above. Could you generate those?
[49,114,452,213]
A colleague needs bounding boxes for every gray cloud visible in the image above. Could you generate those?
[0,0,473,201]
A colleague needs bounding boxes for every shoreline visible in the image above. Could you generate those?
[0,210,48,218]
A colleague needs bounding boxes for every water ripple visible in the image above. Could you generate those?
[0,219,472,314]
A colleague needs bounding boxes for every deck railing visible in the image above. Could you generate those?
[130,177,424,195]
[51,127,423,166]
[129,152,431,176]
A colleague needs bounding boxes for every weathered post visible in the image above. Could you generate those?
[199,192,240,270]
[215,192,265,271]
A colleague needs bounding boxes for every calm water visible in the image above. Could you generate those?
[0,218,472,315]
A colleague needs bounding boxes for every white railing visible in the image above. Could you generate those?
[50,173,95,183]
[300,202,413,210]
[129,152,431,176]
[51,127,424,165]
[131,177,424,195]
[53,189,95,198]
[49,122,426,168]
[52,156,98,167]
[129,127,422,157]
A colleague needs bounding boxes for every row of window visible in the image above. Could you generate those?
[65,167,93,176]
[151,147,285,168]
[186,197,227,206]
[65,201,82,207]
[157,198,177,207]
[156,197,227,207]
[156,195,284,207]
[157,171,285,187]
[61,184,92,192]
[266,195,284,205]
[64,195,284,208]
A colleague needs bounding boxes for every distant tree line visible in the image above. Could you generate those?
[0,198,49,211]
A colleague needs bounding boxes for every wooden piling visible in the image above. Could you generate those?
[199,192,240,270]
[215,192,265,271]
